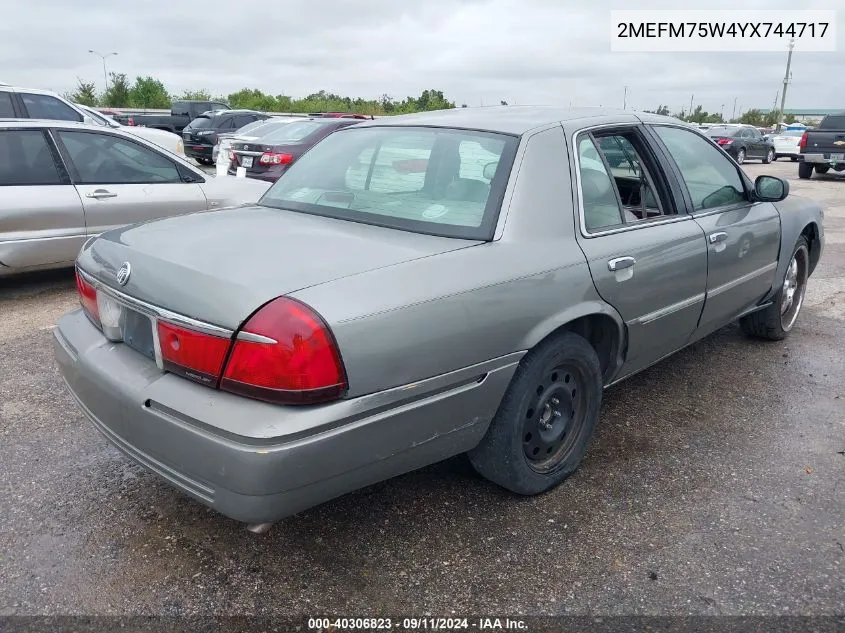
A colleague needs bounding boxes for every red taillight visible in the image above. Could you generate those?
[157,321,231,387]
[221,297,346,404]
[716,138,732,145]
[259,152,293,166]
[799,131,808,150]
[75,270,100,325]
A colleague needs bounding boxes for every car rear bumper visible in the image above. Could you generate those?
[54,309,518,524]
[801,153,845,165]
[184,144,213,160]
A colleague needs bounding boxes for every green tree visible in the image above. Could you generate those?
[69,79,99,106]
[129,76,170,109]
[102,72,131,108]
[784,113,797,124]
[176,89,211,101]
[738,108,765,126]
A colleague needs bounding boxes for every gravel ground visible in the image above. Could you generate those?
[0,160,843,618]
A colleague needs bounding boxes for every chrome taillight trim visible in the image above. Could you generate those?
[76,266,234,371]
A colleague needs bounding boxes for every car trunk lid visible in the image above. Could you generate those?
[77,205,481,330]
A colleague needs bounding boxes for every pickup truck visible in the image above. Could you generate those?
[113,100,230,134]
[798,113,845,179]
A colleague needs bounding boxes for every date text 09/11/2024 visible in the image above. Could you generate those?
[307,617,528,630]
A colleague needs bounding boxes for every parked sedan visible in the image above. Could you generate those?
[212,117,297,169]
[706,124,775,164]
[228,118,361,181]
[769,129,805,161]
[0,121,271,276]
[55,107,823,528]
[76,104,185,157]
[182,110,270,165]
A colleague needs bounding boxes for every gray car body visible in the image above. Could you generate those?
[54,107,825,524]
[0,120,271,277]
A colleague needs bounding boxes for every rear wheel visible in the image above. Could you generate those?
[735,148,746,164]
[740,236,809,340]
[798,162,813,179]
[763,148,774,164]
[815,165,830,174]
[468,332,602,495]
[790,156,798,162]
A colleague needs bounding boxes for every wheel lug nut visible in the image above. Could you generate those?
[551,397,559,405]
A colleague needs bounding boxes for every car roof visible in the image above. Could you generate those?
[0,85,61,96]
[350,105,686,135]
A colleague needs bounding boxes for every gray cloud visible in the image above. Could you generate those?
[1,0,842,114]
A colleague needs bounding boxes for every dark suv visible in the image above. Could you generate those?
[182,110,269,164]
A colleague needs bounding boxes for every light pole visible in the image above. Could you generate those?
[89,50,118,93]
[777,38,795,130]
[623,85,628,109]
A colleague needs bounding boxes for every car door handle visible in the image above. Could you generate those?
[709,232,728,244]
[85,190,118,200]
[607,256,636,271]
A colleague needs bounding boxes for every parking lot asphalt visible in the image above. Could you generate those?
[1,161,843,617]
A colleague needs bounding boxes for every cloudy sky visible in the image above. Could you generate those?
[1,0,842,114]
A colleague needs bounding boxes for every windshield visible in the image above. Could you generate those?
[259,126,519,240]
[78,106,119,127]
[187,116,215,129]
[256,120,333,144]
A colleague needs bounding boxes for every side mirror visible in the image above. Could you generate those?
[754,175,789,202]
[482,161,498,180]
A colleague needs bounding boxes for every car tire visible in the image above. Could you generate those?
[740,236,809,341]
[772,155,779,161]
[736,148,746,164]
[763,148,774,164]
[798,162,813,179]
[790,156,798,162]
[815,165,830,174]
[467,332,602,495]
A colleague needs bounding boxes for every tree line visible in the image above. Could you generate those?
[66,74,457,115]
[644,104,797,126]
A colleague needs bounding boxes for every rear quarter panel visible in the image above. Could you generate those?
[292,126,621,398]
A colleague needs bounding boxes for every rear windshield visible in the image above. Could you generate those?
[706,126,741,137]
[256,120,333,143]
[258,126,519,240]
[819,115,845,130]
[235,119,280,136]
[187,115,215,129]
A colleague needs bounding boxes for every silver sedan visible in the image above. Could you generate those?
[55,107,824,529]
[0,120,271,276]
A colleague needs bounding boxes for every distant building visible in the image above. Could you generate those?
[758,108,844,124]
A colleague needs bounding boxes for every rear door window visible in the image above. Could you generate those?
[0,129,63,185]
[20,93,83,122]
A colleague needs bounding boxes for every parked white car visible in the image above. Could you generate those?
[76,104,185,156]
[770,129,804,161]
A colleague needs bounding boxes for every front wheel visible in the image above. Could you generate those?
[735,148,746,164]
[763,148,774,164]
[790,156,798,162]
[468,332,602,495]
[740,236,809,340]
[798,162,813,179]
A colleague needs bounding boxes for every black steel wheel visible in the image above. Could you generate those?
[521,364,586,473]
[468,331,602,495]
